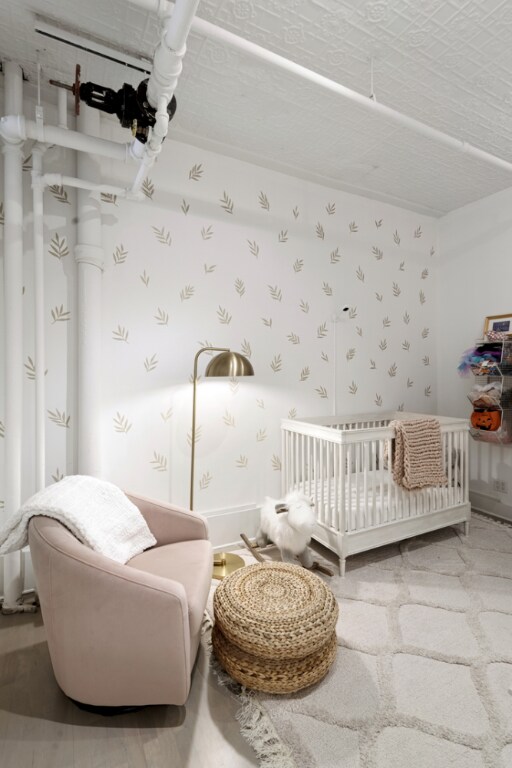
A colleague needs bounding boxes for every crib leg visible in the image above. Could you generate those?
[340,557,346,578]
[464,521,470,537]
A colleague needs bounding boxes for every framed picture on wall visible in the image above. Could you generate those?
[483,313,512,337]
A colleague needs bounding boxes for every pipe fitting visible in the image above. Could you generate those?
[0,114,26,144]
[74,244,104,270]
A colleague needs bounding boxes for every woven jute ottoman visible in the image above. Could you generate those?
[212,561,338,694]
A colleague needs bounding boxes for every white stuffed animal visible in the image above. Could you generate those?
[256,490,317,567]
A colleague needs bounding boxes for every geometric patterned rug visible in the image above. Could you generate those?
[208,514,512,768]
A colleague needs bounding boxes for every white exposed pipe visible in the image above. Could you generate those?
[1,62,34,613]
[57,88,68,130]
[75,106,104,477]
[32,145,48,493]
[42,173,141,199]
[129,0,512,177]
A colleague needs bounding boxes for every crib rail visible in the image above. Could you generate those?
[281,411,470,537]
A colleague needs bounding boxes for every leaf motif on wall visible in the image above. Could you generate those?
[421,268,429,279]
[161,407,173,422]
[257,399,265,409]
[422,327,430,338]
[349,221,358,233]
[346,348,356,361]
[51,468,64,483]
[278,230,288,243]
[300,300,310,314]
[230,377,239,395]
[262,317,273,328]
[268,285,282,301]
[375,219,383,228]
[399,261,405,271]
[321,351,329,362]
[112,325,129,342]
[393,229,401,245]
[150,452,167,472]
[430,246,435,257]
[379,339,387,350]
[113,412,132,433]
[372,247,383,260]
[375,394,383,407]
[375,292,383,302]
[113,244,128,265]
[180,285,195,301]
[397,403,405,412]
[49,184,70,204]
[201,225,214,240]
[425,385,432,397]
[330,247,341,264]
[370,359,376,370]
[270,354,282,373]
[402,340,410,351]
[317,322,328,338]
[356,326,363,337]
[200,472,212,490]
[187,425,202,446]
[423,356,430,366]
[392,282,401,297]
[288,332,300,345]
[217,306,232,324]
[272,455,282,471]
[419,290,426,305]
[24,356,48,380]
[348,381,358,395]
[189,163,203,181]
[356,266,365,282]
[288,408,297,419]
[407,378,414,388]
[414,225,422,238]
[101,192,118,206]
[48,233,69,260]
[144,354,158,372]
[293,258,304,272]
[152,226,171,246]
[142,177,155,199]
[403,311,410,324]
[50,304,71,324]
[300,366,310,381]
[204,263,216,274]
[388,363,397,377]
[322,282,333,296]
[236,455,248,468]
[0,420,4,438]
[383,316,391,328]
[247,240,259,257]
[349,307,357,319]
[140,270,150,287]
[220,191,234,214]
[235,278,246,297]
[223,411,236,427]
[48,408,70,428]
[256,429,267,442]
[154,307,169,325]
[316,386,328,399]
[181,199,190,215]
[316,223,325,240]
[241,339,252,358]
[259,191,270,211]
[326,202,335,215]
[0,201,4,225]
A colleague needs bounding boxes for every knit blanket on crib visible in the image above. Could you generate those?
[389,418,448,490]
[0,475,156,563]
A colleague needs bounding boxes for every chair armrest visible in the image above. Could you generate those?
[125,492,209,545]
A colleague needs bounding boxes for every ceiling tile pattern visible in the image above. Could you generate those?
[1,0,512,214]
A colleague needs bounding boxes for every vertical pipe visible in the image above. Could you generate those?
[57,89,68,130]
[2,61,24,611]
[74,106,104,477]
[32,146,47,491]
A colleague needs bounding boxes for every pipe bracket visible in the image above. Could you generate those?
[74,244,104,270]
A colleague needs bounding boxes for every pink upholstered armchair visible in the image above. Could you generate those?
[28,492,212,709]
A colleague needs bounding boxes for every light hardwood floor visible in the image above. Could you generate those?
[0,609,259,768]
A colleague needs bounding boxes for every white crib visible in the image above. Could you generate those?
[281,411,470,575]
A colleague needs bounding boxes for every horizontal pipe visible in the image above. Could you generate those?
[42,173,141,199]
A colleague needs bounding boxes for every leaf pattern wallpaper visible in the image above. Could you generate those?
[0,137,438,516]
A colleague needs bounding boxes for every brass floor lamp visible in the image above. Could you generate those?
[190,346,254,579]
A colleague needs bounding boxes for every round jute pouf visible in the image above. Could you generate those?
[212,561,339,693]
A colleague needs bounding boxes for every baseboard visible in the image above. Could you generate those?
[202,503,260,549]
[470,490,512,523]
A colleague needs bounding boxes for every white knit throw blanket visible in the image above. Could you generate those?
[389,418,448,490]
[0,475,156,564]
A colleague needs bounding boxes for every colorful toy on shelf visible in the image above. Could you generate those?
[470,410,502,431]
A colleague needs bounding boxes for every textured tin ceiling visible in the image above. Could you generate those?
[1,0,512,215]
